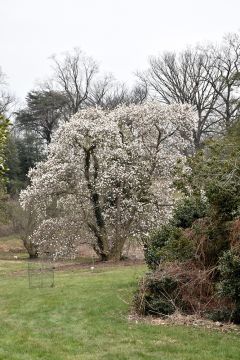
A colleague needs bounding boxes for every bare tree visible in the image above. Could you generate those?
[86,74,115,108]
[138,33,240,148]
[202,33,240,130]
[87,77,148,110]
[138,49,219,148]
[129,83,148,104]
[50,48,147,116]
[51,48,98,115]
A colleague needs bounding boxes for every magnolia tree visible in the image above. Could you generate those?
[20,102,196,260]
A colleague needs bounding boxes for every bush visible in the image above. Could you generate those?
[206,308,233,323]
[144,225,194,270]
[206,182,240,221]
[144,226,169,270]
[216,250,240,323]
[134,273,178,316]
[133,263,223,317]
[171,197,207,229]
[188,219,230,267]
[136,121,240,323]
[217,250,240,303]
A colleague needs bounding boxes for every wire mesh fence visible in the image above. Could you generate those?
[28,261,55,289]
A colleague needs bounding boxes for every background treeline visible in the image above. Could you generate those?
[1,33,240,196]
[0,33,240,246]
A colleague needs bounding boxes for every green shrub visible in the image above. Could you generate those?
[204,222,229,266]
[206,308,233,323]
[144,226,169,270]
[144,225,194,270]
[207,307,240,324]
[172,197,207,229]
[137,121,240,322]
[216,250,240,323]
[217,250,240,302]
[206,182,240,221]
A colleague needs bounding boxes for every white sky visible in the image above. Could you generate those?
[1,0,240,102]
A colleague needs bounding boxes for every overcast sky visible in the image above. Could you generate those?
[1,0,240,102]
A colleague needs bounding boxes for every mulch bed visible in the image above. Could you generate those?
[128,312,240,333]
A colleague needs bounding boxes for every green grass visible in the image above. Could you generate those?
[0,262,239,360]
[0,259,27,276]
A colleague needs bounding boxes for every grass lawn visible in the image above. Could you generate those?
[0,262,239,360]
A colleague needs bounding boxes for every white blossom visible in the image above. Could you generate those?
[20,102,196,260]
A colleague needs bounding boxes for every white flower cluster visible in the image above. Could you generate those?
[20,102,196,260]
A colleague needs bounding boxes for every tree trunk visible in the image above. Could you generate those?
[98,237,126,261]
[22,237,38,258]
